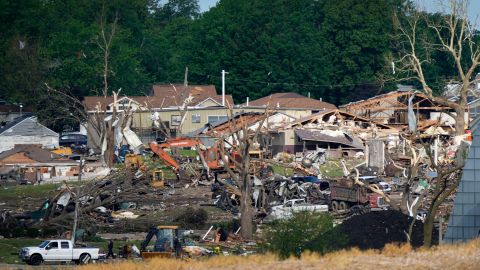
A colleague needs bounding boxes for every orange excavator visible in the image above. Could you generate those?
[149,137,237,180]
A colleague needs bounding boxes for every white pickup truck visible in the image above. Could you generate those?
[19,239,100,265]
[268,199,329,220]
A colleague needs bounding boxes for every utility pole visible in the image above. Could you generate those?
[221,70,228,106]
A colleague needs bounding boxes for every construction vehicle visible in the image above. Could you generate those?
[329,180,388,213]
[125,153,165,188]
[151,169,165,188]
[140,225,181,259]
[149,137,238,180]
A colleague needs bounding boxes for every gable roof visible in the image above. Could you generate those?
[0,115,57,137]
[152,84,234,108]
[83,85,234,111]
[0,144,68,164]
[244,92,336,110]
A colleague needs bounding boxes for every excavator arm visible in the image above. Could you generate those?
[149,137,203,172]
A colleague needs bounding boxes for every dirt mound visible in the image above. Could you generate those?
[338,210,437,249]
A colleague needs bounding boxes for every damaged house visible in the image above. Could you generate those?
[0,115,59,153]
[83,84,234,149]
[270,109,397,158]
[0,144,78,182]
[339,90,466,133]
[191,111,295,157]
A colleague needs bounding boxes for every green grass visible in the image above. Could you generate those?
[319,159,365,178]
[0,183,61,201]
[177,149,198,158]
[0,238,40,264]
[271,165,294,176]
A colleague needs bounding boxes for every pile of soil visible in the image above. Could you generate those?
[338,210,437,249]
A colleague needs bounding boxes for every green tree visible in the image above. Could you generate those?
[265,212,346,259]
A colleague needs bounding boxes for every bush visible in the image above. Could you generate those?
[265,211,347,259]
[173,207,208,229]
[25,228,40,238]
[40,227,58,238]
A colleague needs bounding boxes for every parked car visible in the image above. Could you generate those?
[59,134,87,147]
[19,239,100,265]
[291,176,330,191]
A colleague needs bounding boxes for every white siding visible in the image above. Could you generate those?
[0,135,59,153]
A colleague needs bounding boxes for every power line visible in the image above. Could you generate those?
[189,71,380,88]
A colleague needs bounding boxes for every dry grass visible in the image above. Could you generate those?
[79,240,480,270]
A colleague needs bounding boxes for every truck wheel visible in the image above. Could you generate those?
[331,201,339,212]
[339,201,348,211]
[79,253,91,264]
[29,254,43,265]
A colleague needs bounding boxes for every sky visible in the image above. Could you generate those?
[418,0,480,28]
[199,0,218,12]
[198,0,480,27]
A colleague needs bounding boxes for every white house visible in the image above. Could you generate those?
[0,115,59,153]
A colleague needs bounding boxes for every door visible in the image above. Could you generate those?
[57,241,72,261]
[44,241,60,261]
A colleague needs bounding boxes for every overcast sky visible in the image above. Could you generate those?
[198,0,479,27]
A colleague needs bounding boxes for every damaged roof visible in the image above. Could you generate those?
[295,129,364,149]
[339,90,451,111]
[191,112,267,137]
[0,144,71,164]
[284,109,394,130]
[243,92,336,110]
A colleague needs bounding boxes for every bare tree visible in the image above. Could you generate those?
[390,133,465,247]
[95,3,118,97]
[217,105,267,238]
[393,0,480,135]
[171,67,193,134]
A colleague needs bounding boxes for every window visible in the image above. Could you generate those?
[171,115,181,126]
[207,115,228,124]
[192,114,201,123]
[61,242,69,249]
[48,242,58,249]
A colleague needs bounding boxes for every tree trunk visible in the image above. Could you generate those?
[423,210,436,247]
[106,105,116,168]
[240,178,253,239]
[240,142,253,239]
[423,194,442,247]
[454,106,465,136]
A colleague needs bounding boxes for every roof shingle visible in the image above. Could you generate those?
[244,92,336,110]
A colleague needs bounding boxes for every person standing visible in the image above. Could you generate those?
[106,239,115,259]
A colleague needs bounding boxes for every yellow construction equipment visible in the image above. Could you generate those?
[140,225,180,259]
[125,154,143,170]
[51,147,73,156]
[151,169,165,188]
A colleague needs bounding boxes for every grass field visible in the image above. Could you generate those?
[0,183,61,201]
[0,238,40,264]
[78,239,480,270]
